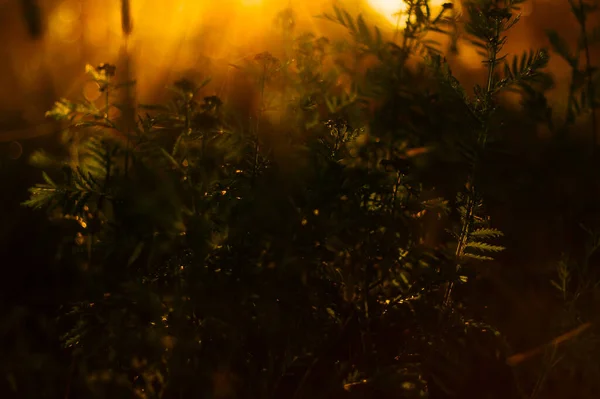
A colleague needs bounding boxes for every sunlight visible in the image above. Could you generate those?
[367,0,408,25]
[366,0,449,25]
[1,0,549,131]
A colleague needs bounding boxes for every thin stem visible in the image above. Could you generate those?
[390,172,401,215]
[565,67,577,126]
[455,183,477,259]
[252,63,267,185]
[445,11,503,307]
[576,0,598,155]
[402,1,415,56]
[485,18,501,94]
[122,48,133,179]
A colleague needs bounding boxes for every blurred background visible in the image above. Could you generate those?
[0,0,597,145]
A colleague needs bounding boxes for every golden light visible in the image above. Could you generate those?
[48,1,82,43]
[240,0,264,5]
[367,0,408,25]
[366,0,449,25]
[5,0,448,110]
[0,0,568,143]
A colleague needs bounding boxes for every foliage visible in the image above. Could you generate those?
[10,0,600,398]
[545,0,599,137]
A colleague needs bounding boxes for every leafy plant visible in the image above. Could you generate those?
[18,1,589,398]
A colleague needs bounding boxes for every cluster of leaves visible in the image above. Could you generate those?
[20,0,600,398]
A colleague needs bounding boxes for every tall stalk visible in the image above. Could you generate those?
[444,0,516,306]
[571,0,598,155]
[253,61,267,185]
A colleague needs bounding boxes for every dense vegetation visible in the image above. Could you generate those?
[2,0,600,398]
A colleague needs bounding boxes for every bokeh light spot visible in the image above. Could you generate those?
[367,0,450,25]
[83,81,102,102]
[49,1,83,43]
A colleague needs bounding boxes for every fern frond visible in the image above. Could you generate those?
[45,98,77,121]
[463,253,495,261]
[465,241,505,252]
[22,185,59,210]
[29,150,64,169]
[469,228,504,239]
[500,49,550,90]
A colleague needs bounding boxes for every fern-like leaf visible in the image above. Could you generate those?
[463,253,495,261]
[465,241,505,252]
[469,228,504,239]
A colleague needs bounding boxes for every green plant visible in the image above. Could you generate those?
[428,0,550,307]
[19,1,576,398]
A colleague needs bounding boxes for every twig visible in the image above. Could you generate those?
[506,322,592,366]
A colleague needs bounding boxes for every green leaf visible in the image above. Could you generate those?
[42,171,56,187]
[469,228,504,238]
[29,150,62,169]
[160,148,182,170]
[326,308,336,319]
[45,98,76,120]
[550,279,565,293]
[465,241,505,252]
[463,253,495,261]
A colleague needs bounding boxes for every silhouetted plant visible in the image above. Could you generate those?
[20,1,600,399]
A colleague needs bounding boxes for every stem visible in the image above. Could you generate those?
[253,63,267,185]
[390,172,401,215]
[565,67,577,127]
[85,83,113,263]
[529,348,560,399]
[444,11,502,307]
[184,94,197,215]
[485,19,501,94]
[401,1,415,57]
[122,47,133,179]
[455,183,476,259]
[576,0,598,155]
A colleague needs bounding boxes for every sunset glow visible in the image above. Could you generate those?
[367,0,408,25]
[0,0,565,141]
[367,0,449,25]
